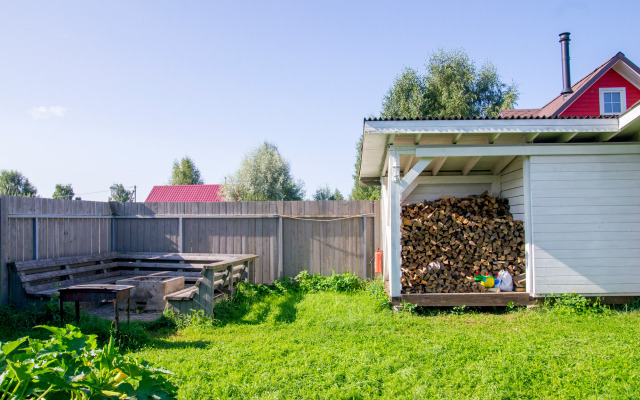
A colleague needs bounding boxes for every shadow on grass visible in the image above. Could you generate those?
[213,292,303,327]
[147,339,212,350]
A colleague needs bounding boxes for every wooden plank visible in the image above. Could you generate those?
[234,206,242,257]
[399,293,533,307]
[268,202,276,282]
[148,203,158,252]
[241,202,248,261]
[226,203,235,256]
[254,203,263,283]
[136,203,145,252]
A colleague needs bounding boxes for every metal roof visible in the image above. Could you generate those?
[145,185,224,202]
[365,115,617,121]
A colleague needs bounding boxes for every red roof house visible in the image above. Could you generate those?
[501,33,640,118]
[145,185,224,202]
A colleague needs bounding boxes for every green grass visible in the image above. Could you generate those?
[131,290,640,400]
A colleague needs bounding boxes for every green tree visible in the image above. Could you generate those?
[312,185,344,201]
[170,156,204,185]
[0,170,37,197]
[381,48,518,119]
[52,184,74,200]
[351,49,519,200]
[349,136,381,200]
[108,184,134,202]
[223,142,305,201]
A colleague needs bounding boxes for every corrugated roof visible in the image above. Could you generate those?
[364,115,616,121]
[145,185,224,202]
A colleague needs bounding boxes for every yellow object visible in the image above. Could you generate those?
[481,277,495,288]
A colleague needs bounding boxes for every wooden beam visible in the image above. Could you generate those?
[526,132,541,143]
[430,157,447,176]
[523,156,535,295]
[399,158,433,191]
[557,132,580,143]
[388,150,402,298]
[452,132,463,144]
[414,143,640,158]
[402,154,415,174]
[492,155,517,175]
[414,134,422,145]
[598,131,619,142]
[461,156,481,176]
[490,132,501,144]
[399,292,534,307]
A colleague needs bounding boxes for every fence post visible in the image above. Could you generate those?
[33,217,39,260]
[0,196,8,305]
[177,217,183,253]
[278,216,283,278]
[363,216,367,279]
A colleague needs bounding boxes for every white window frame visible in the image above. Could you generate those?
[599,87,627,115]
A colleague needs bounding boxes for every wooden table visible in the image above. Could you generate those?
[58,284,134,332]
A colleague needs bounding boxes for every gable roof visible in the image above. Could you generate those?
[500,52,640,118]
[145,185,224,202]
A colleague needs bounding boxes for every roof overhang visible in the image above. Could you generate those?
[359,117,640,185]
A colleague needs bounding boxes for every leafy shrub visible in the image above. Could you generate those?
[295,271,365,293]
[0,325,177,399]
[0,302,151,352]
[163,309,218,330]
[542,293,609,315]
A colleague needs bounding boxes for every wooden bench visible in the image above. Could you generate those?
[164,254,258,316]
[8,252,246,302]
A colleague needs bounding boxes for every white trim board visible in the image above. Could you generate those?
[407,143,640,158]
[364,119,619,135]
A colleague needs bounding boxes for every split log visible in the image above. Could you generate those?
[400,192,526,294]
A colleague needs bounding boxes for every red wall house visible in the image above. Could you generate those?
[501,52,640,118]
[560,68,640,117]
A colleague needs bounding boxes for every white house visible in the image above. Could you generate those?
[360,104,640,303]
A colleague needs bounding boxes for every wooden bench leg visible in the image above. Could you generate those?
[114,300,120,333]
[127,298,130,325]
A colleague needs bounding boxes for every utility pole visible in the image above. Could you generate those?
[133,186,137,202]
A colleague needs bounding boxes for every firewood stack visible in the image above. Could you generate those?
[400,192,525,294]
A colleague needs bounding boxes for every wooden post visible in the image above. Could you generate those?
[278,216,283,278]
[33,217,39,260]
[114,301,120,333]
[110,217,115,252]
[523,156,535,296]
[177,217,183,253]
[388,147,402,299]
[0,196,8,306]
[362,216,367,279]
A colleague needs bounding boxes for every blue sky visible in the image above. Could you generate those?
[1,0,639,201]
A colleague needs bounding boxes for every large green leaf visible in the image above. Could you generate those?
[1,337,27,358]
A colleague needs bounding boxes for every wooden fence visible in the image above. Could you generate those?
[0,196,380,306]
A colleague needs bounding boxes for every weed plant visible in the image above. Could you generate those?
[0,325,176,399]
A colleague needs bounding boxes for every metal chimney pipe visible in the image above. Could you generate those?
[559,32,573,94]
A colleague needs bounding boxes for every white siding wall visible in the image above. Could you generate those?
[500,156,525,221]
[402,182,492,205]
[530,154,640,295]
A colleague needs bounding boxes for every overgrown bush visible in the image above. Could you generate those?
[0,300,152,352]
[295,271,365,293]
[541,293,610,315]
[0,325,177,399]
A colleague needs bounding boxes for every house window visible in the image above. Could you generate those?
[599,87,627,115]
